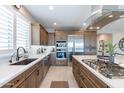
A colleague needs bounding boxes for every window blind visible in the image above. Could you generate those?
[16,14,30,49]
[0,6,14,50]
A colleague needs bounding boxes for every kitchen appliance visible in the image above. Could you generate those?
[82,59,124,79]
[56,40,67,66]
[67,35,84,62]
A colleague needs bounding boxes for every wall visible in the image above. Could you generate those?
[97,33,112,55]
[97,29,124,54]
[30,45,55,55]
[97,19,124,64]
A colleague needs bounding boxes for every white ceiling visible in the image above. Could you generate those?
[24,5,91,32]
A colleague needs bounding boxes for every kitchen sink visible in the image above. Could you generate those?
[10,58,38,65]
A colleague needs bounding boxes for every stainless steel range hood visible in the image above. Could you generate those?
[82,5,124,31]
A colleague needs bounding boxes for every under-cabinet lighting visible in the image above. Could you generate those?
[89,26,93,29]
[96,27,100,29]
[120,15,124,18]
[108,15,113,18]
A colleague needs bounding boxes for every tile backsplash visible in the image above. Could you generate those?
[114,54,124,64]
[30,45,55,55]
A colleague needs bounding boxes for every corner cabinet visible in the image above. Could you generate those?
[72,57,109,88]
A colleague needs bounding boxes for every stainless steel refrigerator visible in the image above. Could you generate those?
[67,35,84,62]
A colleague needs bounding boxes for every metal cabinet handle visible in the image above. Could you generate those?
[37,70,40,76]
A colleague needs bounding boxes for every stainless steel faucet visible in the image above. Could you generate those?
[9,47,27,63]
[16,47,27,61]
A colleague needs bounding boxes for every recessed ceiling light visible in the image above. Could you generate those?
[96,27,100,29]
[120,15,124,18]
[49,6,54,10]
[13,5,21,9]
[83,23,86,26]
[53,22,56,25]
[108,15,113,18]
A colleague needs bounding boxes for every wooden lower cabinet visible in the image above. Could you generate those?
[25,71,36,88]
[36,63,43,87]
[2,55,51,88]
[18,82,26,88]
[72,57,109,88]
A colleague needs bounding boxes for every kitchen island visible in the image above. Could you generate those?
[72,55,124,88]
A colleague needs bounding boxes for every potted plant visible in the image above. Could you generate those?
[105,41,118,63]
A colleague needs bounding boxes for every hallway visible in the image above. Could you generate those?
[40,66,78,88]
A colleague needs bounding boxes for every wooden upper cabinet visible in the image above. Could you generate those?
[55,31,67,41]
[48,33,55,45]
[31,24,48,45]
[55,30,83,41]
[40,25,48,45]
[84,31,97,55]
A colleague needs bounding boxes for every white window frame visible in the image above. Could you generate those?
[16,12,31,49]
[0,5,31,58]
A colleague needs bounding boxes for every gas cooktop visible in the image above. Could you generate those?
[82,59,124,79]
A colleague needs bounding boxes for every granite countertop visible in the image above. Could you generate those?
[72,55,124,88]
[0,52,51,87]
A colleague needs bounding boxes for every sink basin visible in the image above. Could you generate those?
[10,58,38,65]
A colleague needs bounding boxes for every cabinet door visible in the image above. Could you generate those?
[18,82,25,88]
[50,52,56,65]
[25,71,36,88]
[36,65,43,87]
[48,33,55,45]
[2,73,25,88]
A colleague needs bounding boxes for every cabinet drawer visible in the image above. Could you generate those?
[79,62,109,88]
[24,64,37,79]
[78,76,87,88]
[2,73,25,88]
[79,67,97,88]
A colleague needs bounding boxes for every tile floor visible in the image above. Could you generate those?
[40,66,79,88]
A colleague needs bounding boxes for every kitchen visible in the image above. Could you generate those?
[1,5,124,88]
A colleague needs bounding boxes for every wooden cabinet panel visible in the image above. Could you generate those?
[18,82,26,88]
[55,30,83,41]
[36,62,43,87]
[84,31,97,55]
[55,31,67,41]
[25,71,36,88]
[32,24,48,45]
[40,25,48,45]
[48,33,55,45]
[78,62,108,88]
[2,72,25,88]
[72,57,109,88]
